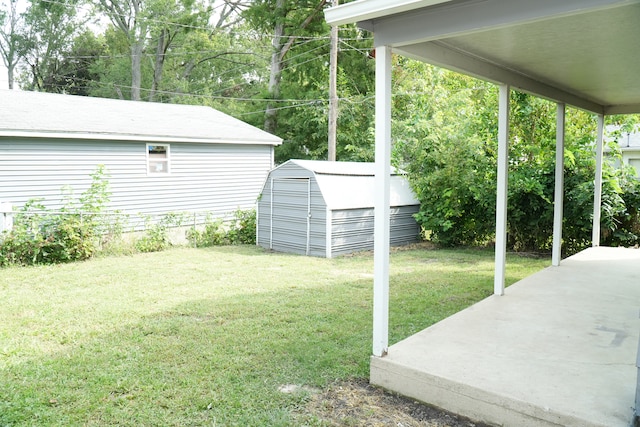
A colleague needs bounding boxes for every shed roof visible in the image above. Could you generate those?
[290,159,405,176]
[0,90,282,145]
[283,160,419,210]
[325,0,640,115]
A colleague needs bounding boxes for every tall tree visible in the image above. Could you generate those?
[94,0,247,102]
[0,0,26,89]
[244,0,328,135]
[20,0,83,91]
[96,0,147,100]
[392,58,640,253]
[41,30,108,95]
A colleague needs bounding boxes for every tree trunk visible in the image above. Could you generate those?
[130,39,144,101]
[149,29,167,102]
[7,63,14,89]
[264,0,328,135]
[264,0,286,135]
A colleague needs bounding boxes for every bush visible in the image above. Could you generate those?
[135,213,185,253]
[394,83,640,255]
[228,209,257,245]
[188,209,256,247]
[0,167,110,266]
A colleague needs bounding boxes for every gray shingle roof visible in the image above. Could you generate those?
[0,90,282,145]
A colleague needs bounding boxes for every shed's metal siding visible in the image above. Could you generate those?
[0,138,273,217]
[256,162,326,256]
[257,160,420,258]
[330,205,420,256]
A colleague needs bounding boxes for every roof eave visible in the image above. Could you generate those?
[0,131,283,146]
[324,0,454,26]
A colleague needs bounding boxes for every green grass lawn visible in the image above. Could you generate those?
[0,245,547,426]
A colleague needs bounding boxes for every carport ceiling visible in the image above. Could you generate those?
[325,0,640,115]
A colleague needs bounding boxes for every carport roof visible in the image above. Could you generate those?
[325,0,640,115]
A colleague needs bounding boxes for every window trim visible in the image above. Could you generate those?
[146,143,170,175]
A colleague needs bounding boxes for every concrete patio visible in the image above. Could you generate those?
[371,246,640,427]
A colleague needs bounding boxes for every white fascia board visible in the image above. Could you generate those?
[604,104,640,115]
[324,0,454,26]
[0,131,283,145]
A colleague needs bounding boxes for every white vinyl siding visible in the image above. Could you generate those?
[0,138,273,217]
[629,158,640,178]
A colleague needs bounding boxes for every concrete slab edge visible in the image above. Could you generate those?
[370,356,609,427]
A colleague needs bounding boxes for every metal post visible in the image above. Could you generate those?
[592,114,604,247]
[269,178,274,249]
[327,0,339,161]
[306,178,311,256]
[552,103,565,266]
[193,212,197,247]
[0,202,13,233]
[494,84,510,296]
[373,45,392,357]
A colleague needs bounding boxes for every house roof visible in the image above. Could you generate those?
[284,159,419,210]
[0,90,282,145]
[325,0,640,115]
[605,126,640,149]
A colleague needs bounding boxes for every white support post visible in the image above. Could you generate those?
[552,103,565,266]
[592,114,604,247]
[373,45,392,357]
[494,84,509,296]
[0,202,13,233]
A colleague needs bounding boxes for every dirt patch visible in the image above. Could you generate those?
[303,379,490,427]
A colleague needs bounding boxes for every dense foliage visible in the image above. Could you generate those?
[392,60,640,254]
[0,167,259,266]
[0,166,111,266]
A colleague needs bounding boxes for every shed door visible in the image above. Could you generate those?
[270,178,311,255]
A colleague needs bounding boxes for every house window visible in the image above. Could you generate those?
[147,144,169,174]
[629,158,640,178]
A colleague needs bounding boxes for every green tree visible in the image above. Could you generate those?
[244,0,329,135]
[244,0,374,162]
[393,59,640,253]
[37,29,107,95]
[0,0,28,89]
[19,0,84,91]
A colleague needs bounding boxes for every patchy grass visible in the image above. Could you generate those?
[0,245,547,426]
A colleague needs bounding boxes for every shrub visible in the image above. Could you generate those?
[0,167,110,266]
[188,209,257,247]
[135,213,184,253]
[228,208,257,245]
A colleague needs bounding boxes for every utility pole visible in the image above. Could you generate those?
[327,0,339,161]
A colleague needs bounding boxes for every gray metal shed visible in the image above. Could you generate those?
[257,159,420,257]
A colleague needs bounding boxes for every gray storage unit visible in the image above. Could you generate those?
[257,159,420,257]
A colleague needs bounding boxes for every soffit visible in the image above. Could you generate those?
[327,0,640,114]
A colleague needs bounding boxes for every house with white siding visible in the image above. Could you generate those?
[0,90,282,223]
[606,126,640,178]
